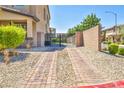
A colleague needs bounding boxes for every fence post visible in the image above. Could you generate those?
[75,32,83,47]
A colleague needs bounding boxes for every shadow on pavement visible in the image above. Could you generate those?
[17,44,67,53]
[0,53,29,63]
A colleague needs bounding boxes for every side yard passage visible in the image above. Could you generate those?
[0,47,124,88]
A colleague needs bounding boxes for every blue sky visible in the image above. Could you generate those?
[49,5,124,33]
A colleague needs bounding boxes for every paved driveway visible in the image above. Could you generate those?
[21,47,109,88]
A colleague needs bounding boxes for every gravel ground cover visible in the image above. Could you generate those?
[56,49,76,87]
[0,46,124,88]
[0,53,41,88]
[78,47,124,82]
[67,48,110,86]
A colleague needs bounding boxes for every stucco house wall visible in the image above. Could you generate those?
[0,5,50,47]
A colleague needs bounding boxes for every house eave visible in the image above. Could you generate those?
[0,6,40,22]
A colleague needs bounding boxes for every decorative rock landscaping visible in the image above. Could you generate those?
[0,53,41,87]
[79,47,124,82]
[56,49,76,87]
[0,47,124,88]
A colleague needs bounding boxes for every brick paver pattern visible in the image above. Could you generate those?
[21,48,109,88]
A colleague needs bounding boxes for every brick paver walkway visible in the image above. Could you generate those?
[67,48,109,86]
[21,52,57,88]
[21,47,109,88]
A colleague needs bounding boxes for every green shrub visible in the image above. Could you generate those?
[52,38,60,43]
[0,44,3,51]
[116,42,121,45]
[103,41,111,44]
[108,43,119,55]
[0,25,26,64]
[0,25,26,49]
[121,41,124,45]
[118,48,124,55]
[108,41,112,45]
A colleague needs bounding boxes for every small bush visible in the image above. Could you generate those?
[0,44,3,51]
[118,48,124,55]
[121,41,124,45]
[52,38,60,43]
[108,41,112,45]
[108,43,119,55]
[0,25,26,64]
[103,41,111,44]
[0,25,26,49]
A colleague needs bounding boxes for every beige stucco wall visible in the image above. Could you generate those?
[83,25,101,51]
[70,25,101,51]
[27,19,34,38]
[32,22,37,46]
[27,5,50,47]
